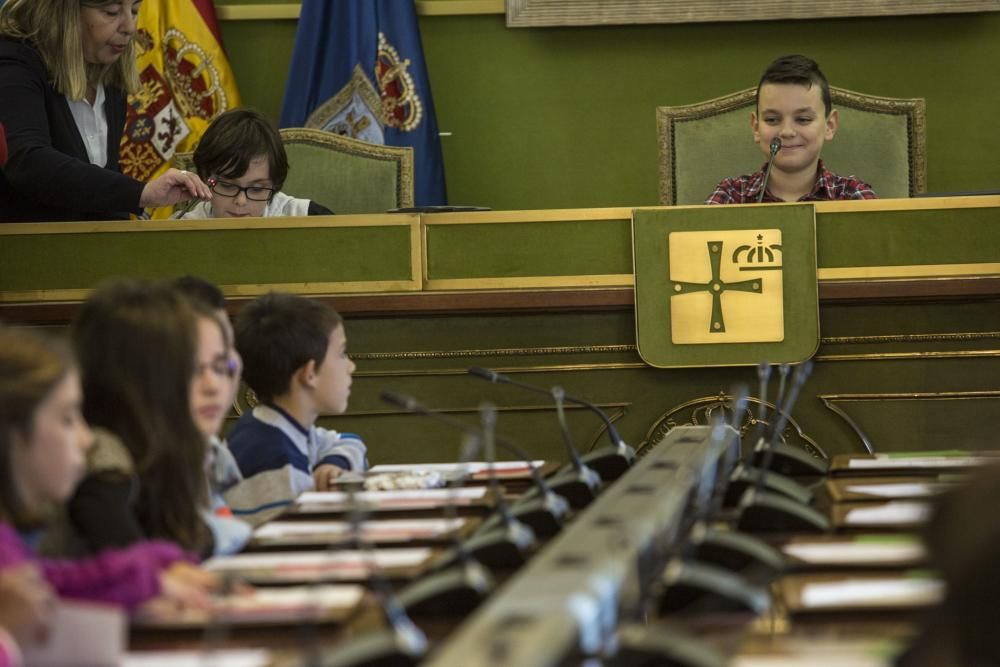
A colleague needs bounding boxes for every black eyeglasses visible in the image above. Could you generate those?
[208,177,274,202]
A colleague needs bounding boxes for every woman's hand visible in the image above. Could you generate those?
[140,168,212,207]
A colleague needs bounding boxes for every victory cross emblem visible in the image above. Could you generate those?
[668,230,785,344]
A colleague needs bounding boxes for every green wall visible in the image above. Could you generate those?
[218,5,1000,210]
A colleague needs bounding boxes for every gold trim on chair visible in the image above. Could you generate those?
[278,127,415,209]
[657,86,927,205]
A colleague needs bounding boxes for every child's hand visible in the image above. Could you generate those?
[152,562,219,612]
[313,463,346,491]
[0,563,55,643]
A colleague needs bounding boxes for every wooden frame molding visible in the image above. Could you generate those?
[506,0,1000,27]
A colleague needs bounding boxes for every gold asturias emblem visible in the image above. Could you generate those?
[668,230,785,344]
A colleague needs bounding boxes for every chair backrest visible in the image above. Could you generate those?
[172,128,415,215]
[657,86,927,205]
[279,128,414,214]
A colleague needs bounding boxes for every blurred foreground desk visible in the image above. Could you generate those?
[3,197,1000,464]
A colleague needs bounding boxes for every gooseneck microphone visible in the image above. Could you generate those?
[755,360,812,486]
[467,367,635,481]
[756,137,782,203]
[540,386,603,508]
[379,392,549,564]
[395,431,495,616]
[380,390,569,535]
[319,487,428,667]
[737,359,831,534]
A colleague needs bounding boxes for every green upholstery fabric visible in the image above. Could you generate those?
[658,87,926,205]
[279,128,414,214]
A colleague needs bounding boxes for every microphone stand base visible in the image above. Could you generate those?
[580,443,636,482]
[689,523,785,581]
[607,623,727,667]
[657,558,770,616]
[724,463,814,507]
[397,560,494,616]
[753,440,829,476]
[736,489,831,534]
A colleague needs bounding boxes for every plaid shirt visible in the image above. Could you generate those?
[705,160,877,204]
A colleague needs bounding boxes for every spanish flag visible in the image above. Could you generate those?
[120,0,240,218]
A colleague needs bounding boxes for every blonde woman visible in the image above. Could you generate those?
[0,0,211,222]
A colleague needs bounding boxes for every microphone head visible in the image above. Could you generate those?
[467,366,500,383]
[769,137,781,155]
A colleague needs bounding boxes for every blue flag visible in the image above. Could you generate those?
[280,0,447,206]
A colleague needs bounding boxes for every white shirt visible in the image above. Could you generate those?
[66,83,108,167]
[173,190,313,219]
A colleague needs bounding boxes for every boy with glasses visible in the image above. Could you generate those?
[174,108,332,218]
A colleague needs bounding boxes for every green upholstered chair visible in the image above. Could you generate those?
[278,127,414,214]
[172,128,414,214]
[656,86,927,205]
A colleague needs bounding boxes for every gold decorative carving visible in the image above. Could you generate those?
[350,344,638,361]
[637,392,825,460]
[821,331,1000,345]
[353,362,648,378]
[815,350,1000,362]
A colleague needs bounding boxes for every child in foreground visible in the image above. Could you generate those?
[0,325,216,636]
[227,293,367,512]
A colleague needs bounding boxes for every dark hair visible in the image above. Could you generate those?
[173,275,226,310]
[193,108,289,192]
[235,293,343,404]
[756,54,832,117]
[0,325,74,526]
[72,279,209,552]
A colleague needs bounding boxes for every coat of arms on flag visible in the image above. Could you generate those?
[120,0,239,217]
[632,205,819,368]
[280,0,447,207]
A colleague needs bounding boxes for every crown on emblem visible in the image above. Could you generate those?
[376,33,423,133]
[732,233,783,269]
[162,28,229,121]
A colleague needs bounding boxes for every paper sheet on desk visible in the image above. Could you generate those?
[733,641,893,667]
[22,600,125,667]
[848,455,992,470]
[370,461,544,474]
[254,518,465,541]
[782,539,926,565]
[206,547,431,573]
[210,585,364,621]
[124,649,271,667]
[298,486,488,507]
[845,482,949,498]
[844,501,930,526]
[800,577,944,609]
